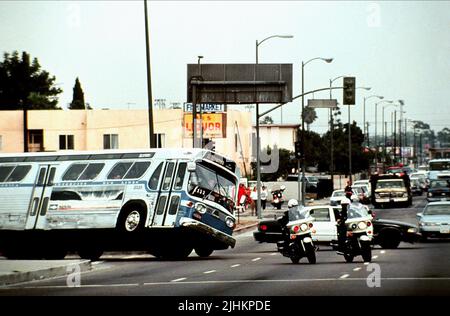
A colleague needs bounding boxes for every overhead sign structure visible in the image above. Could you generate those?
[307,99,338,109]
[183,113,227,138]
[187,63,293,104]
[183,103,226,113]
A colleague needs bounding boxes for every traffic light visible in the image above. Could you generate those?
[294,140,302,159]
[343,77,356,105]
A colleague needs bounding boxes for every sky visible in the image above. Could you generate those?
[0,0,449,135]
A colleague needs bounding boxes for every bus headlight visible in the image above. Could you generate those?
[225,217,235,228]
[195,203,207,214]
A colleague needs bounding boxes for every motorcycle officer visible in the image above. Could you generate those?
[279,199,300,245]
[336,196,351,253]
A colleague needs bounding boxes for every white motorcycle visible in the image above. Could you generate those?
[277,207,316,264]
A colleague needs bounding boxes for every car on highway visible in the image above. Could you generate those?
[417,200,450,240]
[410,178,423,196]
[426,179,450,201]
[253,205,420,249]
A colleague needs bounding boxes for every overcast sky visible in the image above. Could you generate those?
[1,0,449,135]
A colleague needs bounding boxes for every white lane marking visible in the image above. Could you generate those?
[8,278,450,289]
[373,255,378,259]
[91,261,104,265]
[252,257,261,262]
[230,264,241,268]
[340,274,350,279]
[364,262,370,265]
[353,267,362,271]
[203,270,216,274]
[380,250,386,254]
[270,253,278,256]
[171,278,187,282]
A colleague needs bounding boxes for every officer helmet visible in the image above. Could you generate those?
[287,199,298,208]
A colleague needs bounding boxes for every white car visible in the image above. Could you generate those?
[303,204,373,243]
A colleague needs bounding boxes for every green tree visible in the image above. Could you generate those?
[69,77,86,109]
[296,129,327,171]
[437,128,450,147]
[302,106,317,131]
[0,51,62,110]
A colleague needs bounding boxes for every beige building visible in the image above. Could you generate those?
[0,109,253,176]
[253,124,300,152]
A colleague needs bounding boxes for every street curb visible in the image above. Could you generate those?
[0,260,92,286]
[234,222,259,235]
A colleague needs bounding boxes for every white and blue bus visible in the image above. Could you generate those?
[0,149,240,260]
[428,158,450,180]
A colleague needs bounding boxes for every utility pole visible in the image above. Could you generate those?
[144,0,155,148]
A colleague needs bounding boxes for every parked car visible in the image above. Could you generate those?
[253,205,420,249]
[417,200,450,240]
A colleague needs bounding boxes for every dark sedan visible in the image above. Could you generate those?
[427,179,450,201]
[253,217,420,249]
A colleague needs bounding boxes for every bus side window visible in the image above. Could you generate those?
[149,163,163,190]
[107,162,133,180]
[173,163,187,190]
[5,165,31,182]
[162,162,175,191]
[78,163,105,180]
[0,166,15,182]
[63,164,88,181]
[124,161,151,179]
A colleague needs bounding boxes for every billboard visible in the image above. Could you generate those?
[183,113,227,138]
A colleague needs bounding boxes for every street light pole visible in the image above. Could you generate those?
[382,103,398,161]
[374,100,393,164]
[301,57,333,205]
[255,34,293,219]
[363,95,383,147]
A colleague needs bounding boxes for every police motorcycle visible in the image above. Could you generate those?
[332,196,373,263]
[277,199,316,264]
[270,185,286,210]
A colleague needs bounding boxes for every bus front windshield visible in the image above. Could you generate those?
[188,162,237,211]
[430,161,450,171]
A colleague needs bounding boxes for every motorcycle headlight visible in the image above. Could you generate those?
[357,221,367,230]
[195,203,207,214]
[428,192,433,197]
[300,223,308,232]
[351,223,358,230]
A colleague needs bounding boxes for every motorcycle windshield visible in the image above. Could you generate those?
[347,205,369,219]
[288,206,310,221]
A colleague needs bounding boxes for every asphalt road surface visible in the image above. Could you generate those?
[1,195,449,296]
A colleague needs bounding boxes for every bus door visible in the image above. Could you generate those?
[26,164,57,230]
[152,161,187,227]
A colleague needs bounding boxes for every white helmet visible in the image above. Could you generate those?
[280,185,286,191]
[288,199,298,208]
[351,195,360,203]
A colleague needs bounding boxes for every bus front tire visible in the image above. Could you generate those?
[117,205,146,233]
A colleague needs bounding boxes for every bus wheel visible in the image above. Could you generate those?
[78,248,104,261]
[117,206,146,233]
[162,246,193,260]
[195,247,214,258]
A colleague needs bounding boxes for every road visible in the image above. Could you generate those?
[1,195,449,296]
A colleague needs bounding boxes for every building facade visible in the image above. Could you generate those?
[0,109,253,176]
[252,124,300,152]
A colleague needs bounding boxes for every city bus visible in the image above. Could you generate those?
[428,158,450,180]
[0,149,240,260]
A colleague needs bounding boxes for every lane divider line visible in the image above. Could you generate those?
[373,255,378,259]
[340,274,350,279]
[203,270,216,274]
[252,257,261,262]
[353,267,362,271]
[230,264,241,268]
[380,250,386,254]
[171,278,187,282]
